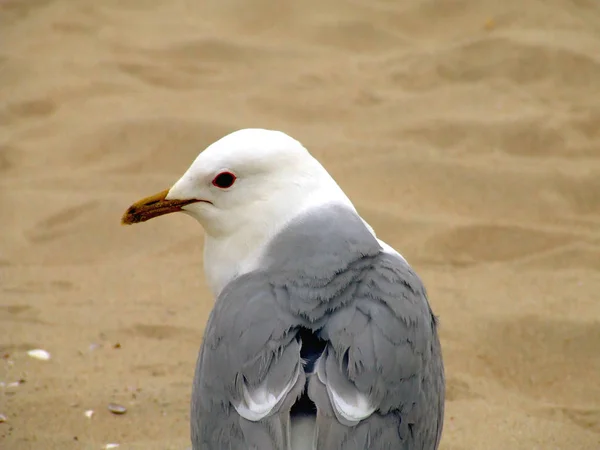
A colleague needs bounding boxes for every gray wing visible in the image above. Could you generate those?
[190,247,444,450]
[307,251,445,450]
[190,274,307,450]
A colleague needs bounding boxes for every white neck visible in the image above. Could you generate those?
[201,165,355,298]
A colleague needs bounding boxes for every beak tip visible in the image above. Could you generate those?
[120,189,185,227]
[121,207,139,226]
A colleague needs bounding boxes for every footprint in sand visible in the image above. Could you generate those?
[112,38,287,90]
[125,323,203,342]
[419,224,574,266]
[27,200,100,244]
[531,405,600,434]
[471,316,600,406]
[68,118,233,173]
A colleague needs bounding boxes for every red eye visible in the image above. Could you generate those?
[212,171,237,189]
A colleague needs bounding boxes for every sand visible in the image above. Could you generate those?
[1,0,600,449]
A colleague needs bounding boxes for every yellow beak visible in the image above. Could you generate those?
[121,189,201,225]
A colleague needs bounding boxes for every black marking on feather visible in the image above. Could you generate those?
[297,327,327,373]
[290,327,326,418]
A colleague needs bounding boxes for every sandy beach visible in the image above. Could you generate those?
[2,0,600,448]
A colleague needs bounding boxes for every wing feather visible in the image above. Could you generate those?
[191,274,307,450]
[308,251,444,449]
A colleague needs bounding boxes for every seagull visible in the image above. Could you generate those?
[121,128,445,450]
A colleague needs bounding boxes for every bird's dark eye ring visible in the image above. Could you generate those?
[212,171,237,189]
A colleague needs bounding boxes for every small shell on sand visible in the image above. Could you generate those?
[107,403,127,415]
[103,444,120,449]
[0,413,7,423]
[84,410,94,419]
[27,349,51,361]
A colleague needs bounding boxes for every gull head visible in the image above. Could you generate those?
[122,128,351,237]
[121,128,354,293]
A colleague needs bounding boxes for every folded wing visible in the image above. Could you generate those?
[191,252,444,450]
[308,251,445,450]
[191,274,306,450]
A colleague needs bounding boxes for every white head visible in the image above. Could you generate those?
[122,128,355,295]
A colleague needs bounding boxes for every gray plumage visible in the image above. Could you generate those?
[191,204,445,449]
